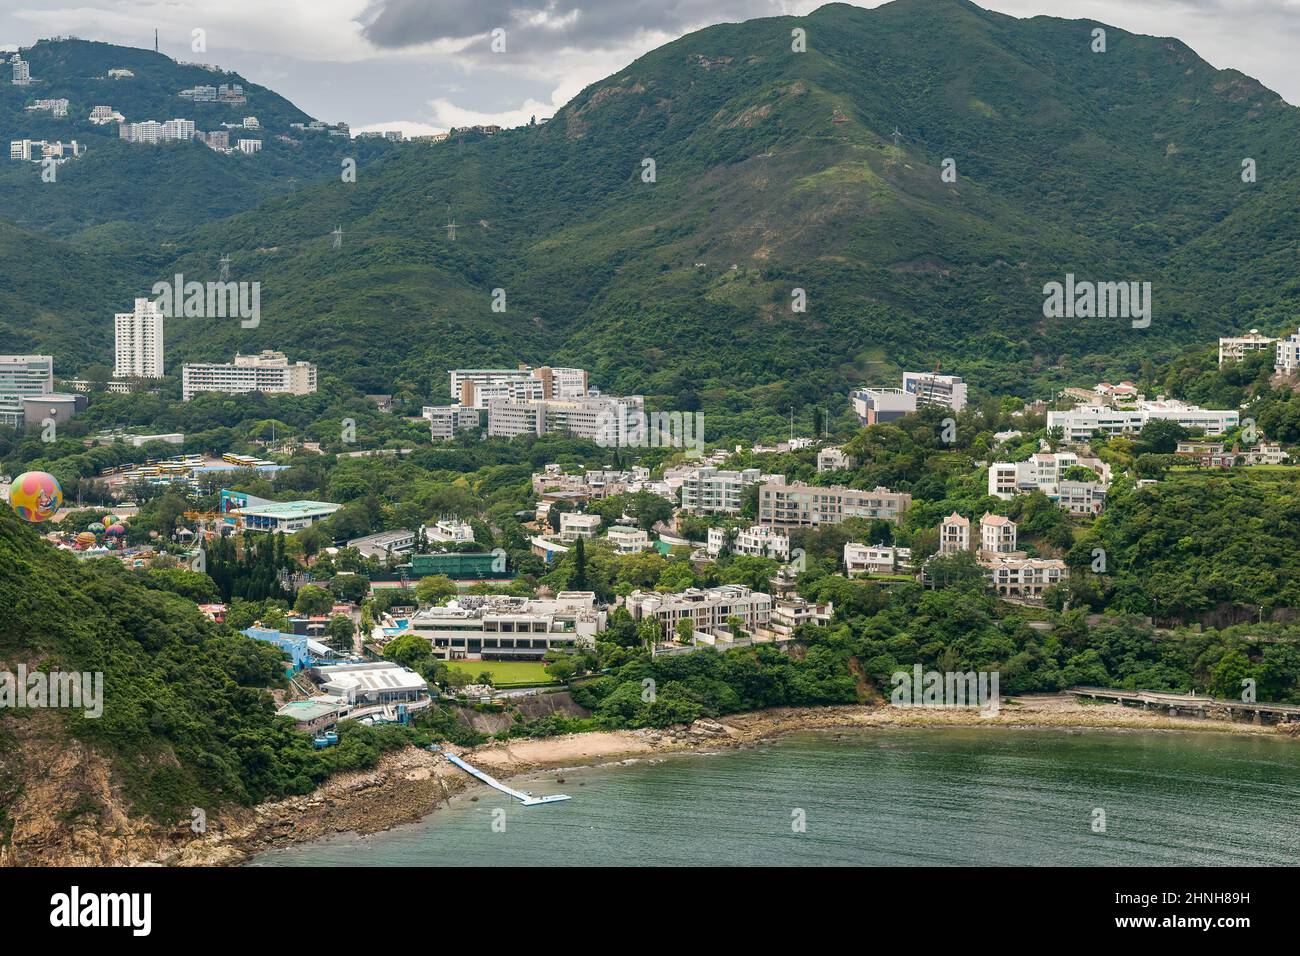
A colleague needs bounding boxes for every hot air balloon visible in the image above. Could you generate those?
[75,531,97,548]
[102,515,117,528]
[9,471,62,523]
[107,523,127,536]
[87,522,104,533]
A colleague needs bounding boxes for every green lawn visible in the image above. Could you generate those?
[444,659,557,686]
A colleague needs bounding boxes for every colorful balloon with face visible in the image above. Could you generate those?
[10,471,62,523]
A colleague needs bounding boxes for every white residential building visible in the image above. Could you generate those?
[626,585,773,642]
[1046,401,1239,442]
[88,105,125,125]
[1220,330,1277,365]
[852,386,916,425]
[1056,481,1108,516]
[679,467,770,515]
[11,57,31,86]
[939,513,970,554]
[559,512,602,541]
[607,526,651,553]
[844,543,912,576]
[1276,329,1300,375]
[27,98,69,117]
[425,404,480,440]
[987,452,1111,500]
[450,365,588,406]
[903,371,968,412]
[424,519,475,544]
[236,138,262,154]
[120,119,197,143]
[409,593,606,660]
[114,298,165,379]
[985,556,1067,603]
[181,351,317,401]
[347,529,417,559]
[757,478,912,528]
[979,514,1017,555]
[486,394,643,445]
[817,446,857,472]
[707,525,790,561]
[0,354,54,427]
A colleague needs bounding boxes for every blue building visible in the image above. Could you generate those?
[242,627,309,669]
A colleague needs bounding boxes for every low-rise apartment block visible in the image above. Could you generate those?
[852,386,916,425]
[903,371,968,412]
[679,467,771,514]
[607,526,651,553]
[424,404,480,440]
[408,592,605,660]
[1220,330,1277,365]
[707,525,790,561]
[182,351,317,401]
[486,394,643,444]
[450,365,589,407]
[985,556,1067,602]
[844,543,912,576]
[988,452,1110,512]
[626,585,773,642]
[757,479,912,528]
[559,512,601,540]
[817,446,858,472]
[1046,401,1239,442]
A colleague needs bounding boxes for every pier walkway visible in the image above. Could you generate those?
[444,753,571,805]
[1066,686,1300,724]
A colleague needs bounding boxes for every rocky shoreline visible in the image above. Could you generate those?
[5,696,1294,866]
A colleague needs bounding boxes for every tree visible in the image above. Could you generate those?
[415,575,458,605]
[675,617,695,645]
[1136,419,1189,455]
[326,614,356,652]
[545,657,578,682]
[572,537,588,591]
[328,572,370,604]
[294,584,334,616]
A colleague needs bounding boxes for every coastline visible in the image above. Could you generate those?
[195,694,1295,867]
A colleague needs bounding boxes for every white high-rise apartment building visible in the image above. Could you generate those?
[0,354,54,427]
[11,57,31,86]
[181,351,317,401]
[114,298,165,379]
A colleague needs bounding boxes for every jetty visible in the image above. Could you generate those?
[1066,686,1300,724]
[444,752,571,805]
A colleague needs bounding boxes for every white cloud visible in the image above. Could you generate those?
[426,96,557,129]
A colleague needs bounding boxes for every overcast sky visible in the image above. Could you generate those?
[2,0,1297,134]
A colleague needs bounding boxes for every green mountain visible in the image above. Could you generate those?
[6,0,1300,431]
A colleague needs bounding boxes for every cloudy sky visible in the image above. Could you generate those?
[2,0,1297,134]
